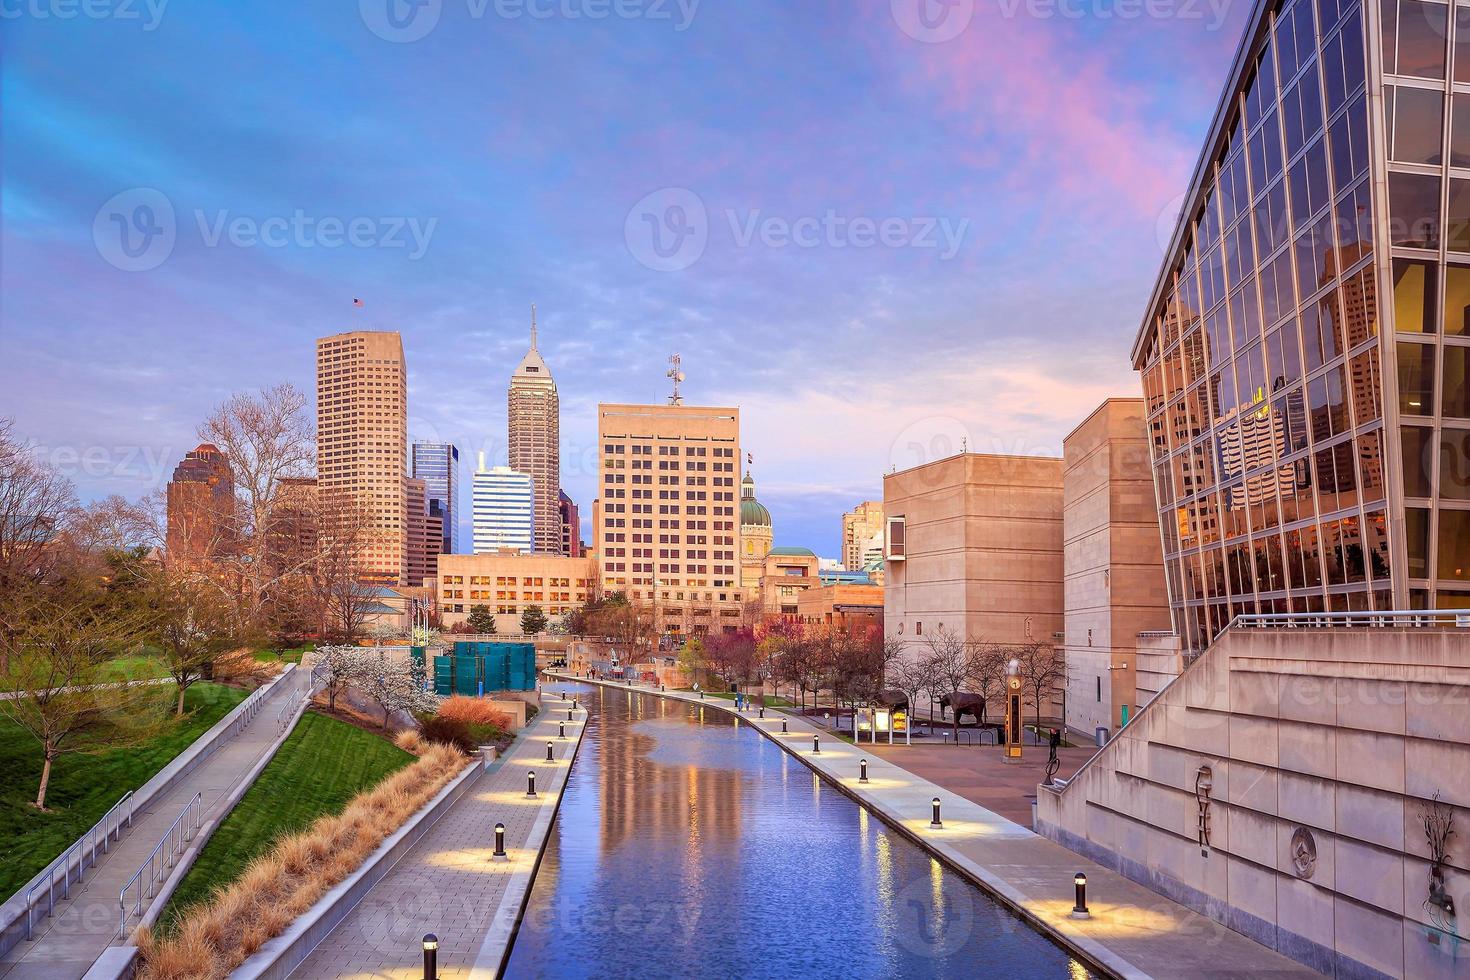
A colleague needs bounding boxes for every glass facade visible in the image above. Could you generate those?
[1137,0,1470,650]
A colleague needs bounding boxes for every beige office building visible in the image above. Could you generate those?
[508,310,562,555]
[1062,399,1172,739]
[841,500,884,571]
[316,331,408,586]
[438,550,598,633]
[597,402,745,636]
[883,453,1064,651]
[405,476,441,588]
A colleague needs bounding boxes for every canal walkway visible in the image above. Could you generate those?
[547,673,1318,980]
[287,693,585,979]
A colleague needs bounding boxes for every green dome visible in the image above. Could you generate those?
[740,471,772,528]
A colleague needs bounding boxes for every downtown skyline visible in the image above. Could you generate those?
[3,0,1257,555]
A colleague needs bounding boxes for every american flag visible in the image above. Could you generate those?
[352,298,364,307]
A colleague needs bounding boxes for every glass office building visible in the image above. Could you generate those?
[412,441,459,554]
[1135,0,1470,651]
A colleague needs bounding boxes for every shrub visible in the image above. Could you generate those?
[435,695,513,729]
[393,728,425,754]
[419,715,476,753]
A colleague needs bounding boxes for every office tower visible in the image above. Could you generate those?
[840,500,884,571]
[559,490,581,558]
[316,330,409,586]
[165,443,235,560]
[596,402,743,636]
[1136,0,1470,651]
[472,452,534,554]
[405,476,434,587]
[411,441,459,554]
[508,307,562,553]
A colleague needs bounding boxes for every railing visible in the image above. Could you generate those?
[1233,610,1470,630]
[24,791,134,939]
[118,792,204,938]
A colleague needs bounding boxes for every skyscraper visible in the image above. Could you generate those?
[840,500,884,571]
[411,441,459,554]
[597,401,744,637]
[316,330,408,586]
[165,443,235,560]
[472,452,535,554]
[559,490,581,558]
[405,476,436,587]
[508,306,561,554]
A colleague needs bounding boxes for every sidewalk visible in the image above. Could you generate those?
[550,673,1319,980]
[289,692,585,979]
[0,675,303,980]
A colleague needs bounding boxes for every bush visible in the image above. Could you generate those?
[418,716,476,753]
[435,695,512,730]
[393,729,425,755]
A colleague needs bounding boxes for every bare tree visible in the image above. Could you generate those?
[885,640,934,745]
[924,625,976,741]
[0,421,78,668]
[1014,640,1065,735]
[149,569,237,714]
[967,640,1010,726]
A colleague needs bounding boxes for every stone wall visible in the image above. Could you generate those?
[1036,626,1470,978]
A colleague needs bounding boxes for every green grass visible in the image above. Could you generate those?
[0,682,247,898]
[97,654,170,683]
[252,644,313,665]
[683,689,796,708]
[159,711,412,930]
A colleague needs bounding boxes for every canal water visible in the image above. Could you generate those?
[503,683,1097,979]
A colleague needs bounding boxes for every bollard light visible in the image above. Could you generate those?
[493,822,506,859]
[781,719,788,734]
[700,691,705,700]
[860,758,869,783]
[559,721,566,739]
[423,933,439,980]
[758,705,765,718]
[568,707,574,721]
[1072,873,1090,919]
[546,740,555,762]
[930,797,943,829]
[661,684,666,692]
[812,735,821,754]
[526,770,537,798]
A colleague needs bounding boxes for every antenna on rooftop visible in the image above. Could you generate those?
[667,353,685,406]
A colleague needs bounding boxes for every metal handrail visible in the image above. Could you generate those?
[118,791,204,938]
[1234,610,1470,630]
[23,790,134,939]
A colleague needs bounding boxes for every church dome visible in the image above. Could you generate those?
[740,471,771,528]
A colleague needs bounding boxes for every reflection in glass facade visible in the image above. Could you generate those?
[1137,0,1470,650]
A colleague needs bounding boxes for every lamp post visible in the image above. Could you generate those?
[546,740,554,762]
[859,758,869,783]
[930,797,943,829]
[781,719,788,734]
[1071,873,1090,919]
[493,822,506,859]
[812,735,821,754]
[422,934,438,980]
[526,770,537,798]
[559,721,566,739]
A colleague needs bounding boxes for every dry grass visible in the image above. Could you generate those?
[392,728,425,754]
[136,743,467,980]
[435,695,512,729]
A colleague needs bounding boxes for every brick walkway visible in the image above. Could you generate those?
[289,694,584,979]
[865,740,1095,825]
[551,673,1319,980]
[0,671,306,980]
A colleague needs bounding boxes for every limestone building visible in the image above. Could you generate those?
[841,500,884,571]
[437,550,597,633]
[508,308,562,554]
[739,470,773,588]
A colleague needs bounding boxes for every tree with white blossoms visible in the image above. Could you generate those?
[313,644,378,712]
[352,650,438,729]
[410,625,440,648]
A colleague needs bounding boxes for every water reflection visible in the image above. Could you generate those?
[504,683,1094,978]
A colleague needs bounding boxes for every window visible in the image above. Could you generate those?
[1407,506,1431,576]
[1445,346,1470,417]
[1399,342,1437,414]
[1388,85,1444,164]
[1393,0,1449,79]
[1394,258,1438,333]
[1438,511,1470,580]
[1442,429,1470,498]
[1402,424,1435,496]
[915,621,923,636]
[1389,172,1442,248]
[886,516,906,560]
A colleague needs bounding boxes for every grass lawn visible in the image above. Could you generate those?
[0,682,247,898]
[252,644,313,665]
[159,710,412,931]
[683,689,796,708]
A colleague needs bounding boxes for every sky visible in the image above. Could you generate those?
[0,0,1252,556]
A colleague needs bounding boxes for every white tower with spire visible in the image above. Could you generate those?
[508,305,563,554]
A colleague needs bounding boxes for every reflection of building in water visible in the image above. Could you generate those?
[595,700,743,852]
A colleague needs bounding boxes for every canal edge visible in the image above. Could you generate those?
[544,673,1138,980]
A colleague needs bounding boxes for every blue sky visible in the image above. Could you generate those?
[1,0,1250,555]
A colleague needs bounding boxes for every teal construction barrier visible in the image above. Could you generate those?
[430,641,536,696]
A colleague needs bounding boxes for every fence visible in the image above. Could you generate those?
[1234,610,1470,630]
[23,791,135,940]
[118,792,204,938]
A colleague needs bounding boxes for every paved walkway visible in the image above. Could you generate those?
[866,739,1095,825]
[551,673,1319,980]
[289,693,585,979]
[0,673,303,980]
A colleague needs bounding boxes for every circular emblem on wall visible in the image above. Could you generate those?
[1291,827,1318,879]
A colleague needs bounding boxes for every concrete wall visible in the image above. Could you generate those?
[1037,626,1470,979]
[884,453,1064,651]
[1062,399,1172,740]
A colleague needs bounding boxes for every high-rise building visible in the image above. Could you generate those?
[841,500,884,571]
[596,402,745,636]
[1135,0,1470,652]
[558,490,581,558]
[508,307,562,554]
[405,476,436,588]
[411,441,459,554]
[472,452,534,554]
[738,470,772,588]
[165,443,235,560]
[316,331,408,586]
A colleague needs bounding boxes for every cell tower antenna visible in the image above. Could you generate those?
[667,353,685,406]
